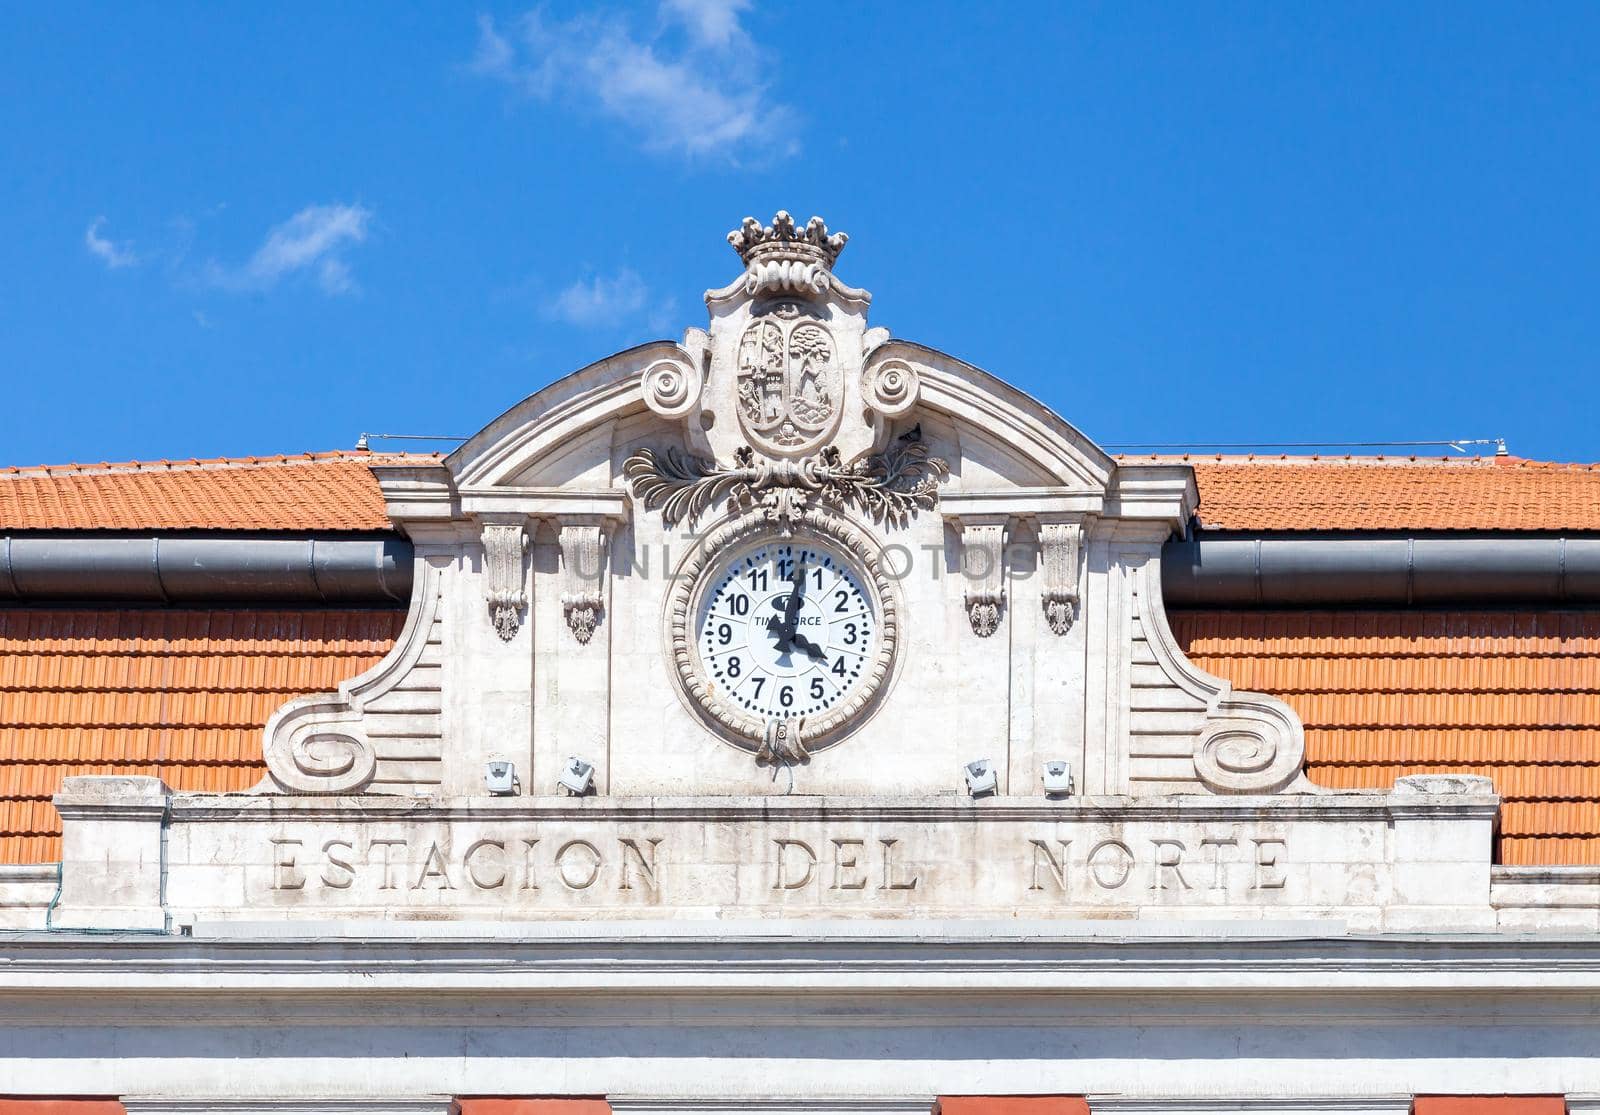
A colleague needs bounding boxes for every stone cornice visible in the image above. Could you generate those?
[153,791,1500,825]
[4,924,1600,998]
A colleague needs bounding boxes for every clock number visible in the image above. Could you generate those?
[729,593,750,616]
[728,656,741,678]
[778,557,793,579]
[832,657,847,677]
[748,568,768,592]
[843,622,858,646]
[812,567,824,589]
[810,677,825,700]
[834,589,850,614]
[750,676,766,698]
[717,622,733,646]
[779,685,794,708]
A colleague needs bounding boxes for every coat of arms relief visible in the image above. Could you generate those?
[735,302,841,453]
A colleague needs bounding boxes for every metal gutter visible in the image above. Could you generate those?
[3,531,1598,609]
[1163,534,1600,607]
[0,534,413,605]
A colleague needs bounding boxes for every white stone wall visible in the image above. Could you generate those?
[2,927,1599,1102]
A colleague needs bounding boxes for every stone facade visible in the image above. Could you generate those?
[2,214,1596,1109]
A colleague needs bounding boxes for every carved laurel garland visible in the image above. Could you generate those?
[664,507,902,757]
[624,428,950,531]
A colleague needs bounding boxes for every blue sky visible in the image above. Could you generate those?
[4,3,1598,466]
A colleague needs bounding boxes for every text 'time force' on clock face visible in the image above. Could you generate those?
[696,541,876,721]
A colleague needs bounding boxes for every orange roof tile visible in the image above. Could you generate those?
[1175,609,1600,867]
[4,449,1600,533]
[0,609,403,862]
[1172,455,1600,532]
[0,451,432,532]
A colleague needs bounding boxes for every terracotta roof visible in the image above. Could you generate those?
[1153,454,1600,532]
[0,451,432,532]
[1,605,1597,865]
[0,609,403,862]
[5,449,1600,533]
[1175,610,1600,866]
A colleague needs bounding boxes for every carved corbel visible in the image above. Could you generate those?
[1038,519,1084,635]
[956,520,1009,637]
[557,521,611,644]
[480,518,530,642]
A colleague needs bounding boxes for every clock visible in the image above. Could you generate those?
[697,539,875,721]
[666,512,900,756]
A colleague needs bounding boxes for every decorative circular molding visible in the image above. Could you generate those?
[1194,719,1300,794]
[641,357,703,420]
[266,724,376,794]
[664,507,901,756]
[861,358,920,418]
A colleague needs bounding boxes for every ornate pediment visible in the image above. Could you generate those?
[256,210,1304,804]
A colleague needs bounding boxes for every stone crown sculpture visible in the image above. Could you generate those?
[727,211,849,270]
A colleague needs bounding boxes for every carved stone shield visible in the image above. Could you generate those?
[735,306,841,452]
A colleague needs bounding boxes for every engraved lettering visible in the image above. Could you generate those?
[368,838,408,890]
[320,839,355,890]
[831,838,868,890]
[521,838,540,890]
[1027,839,1071,893]
[1252,838,1288,890]
[1149,839,1192,892]
[413,841,455,890]
[464,839,507,890]
[555,839,603,890]
[1199,836,1240,891]
[1087,839,1135,889]
[878,838,919,891]
[772,838,817,890]
[270,838,305,891]
[619,837,663,893]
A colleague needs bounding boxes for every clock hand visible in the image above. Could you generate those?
[770,561,807,650]
[790,632,828,663]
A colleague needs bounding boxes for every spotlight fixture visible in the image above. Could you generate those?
[558,756,596,796]
[484,759,518,796]
[963,758,998,797]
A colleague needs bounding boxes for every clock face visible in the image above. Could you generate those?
[695,540,877,722]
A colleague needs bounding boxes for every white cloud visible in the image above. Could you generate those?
[208,203,373,295]
[662,0,751,48]
[545,268,651,327]
[472,3,793,161]
[84,217,138,269]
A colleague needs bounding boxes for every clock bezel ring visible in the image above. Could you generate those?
[664,506,902,756]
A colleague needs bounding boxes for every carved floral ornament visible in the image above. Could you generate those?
[624,427,950,533]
